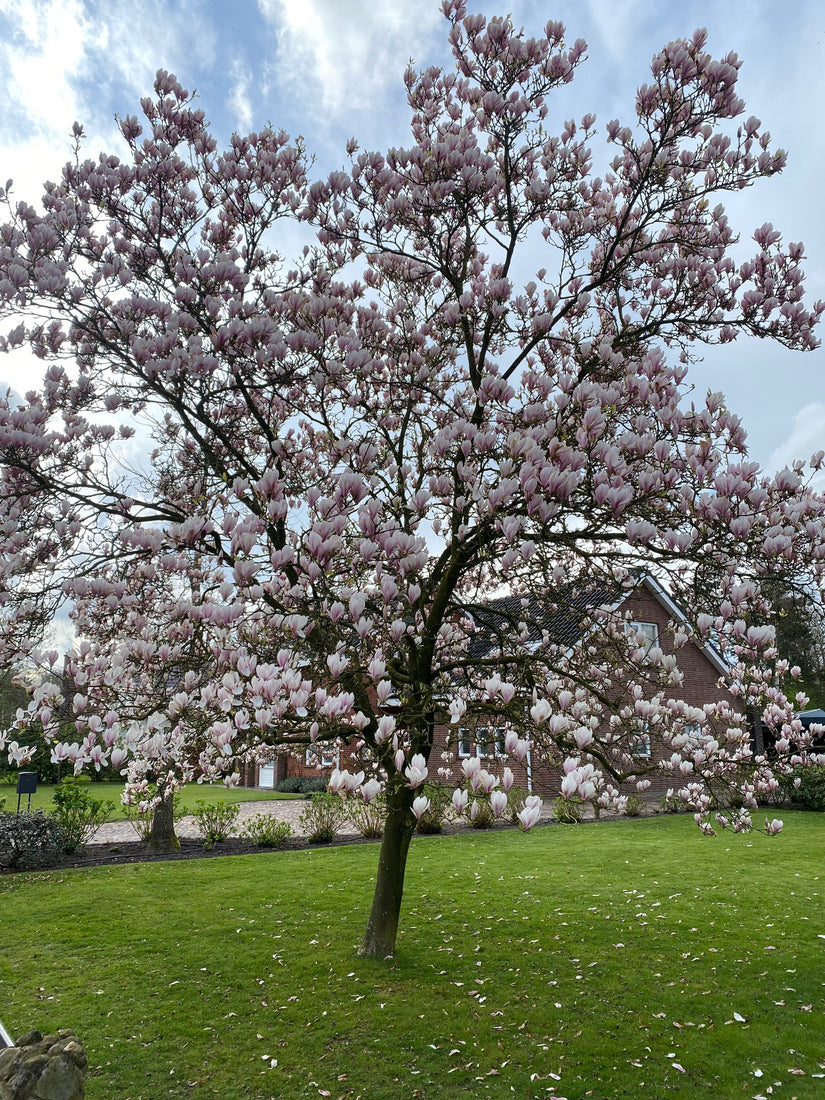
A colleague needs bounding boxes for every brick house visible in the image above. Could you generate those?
[242,575,740,797]
[434,575,739,799]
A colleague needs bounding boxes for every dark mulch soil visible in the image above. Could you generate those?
[1,818,544,873]
[1,832,380,874]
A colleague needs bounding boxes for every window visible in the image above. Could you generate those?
[630,721,651,758]
[627,621,659,656]
[305,745,336,768]
[457,727,507,758]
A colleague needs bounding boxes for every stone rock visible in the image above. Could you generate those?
[0,1031,85,1100]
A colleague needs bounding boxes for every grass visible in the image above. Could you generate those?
[1,813,823,1099]
[0,781,298,820]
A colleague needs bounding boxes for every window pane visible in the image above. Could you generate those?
[627,621,658,656]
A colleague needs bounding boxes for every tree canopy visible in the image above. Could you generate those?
[1,2,823,954]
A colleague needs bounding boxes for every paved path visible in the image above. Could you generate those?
[92,795,561,844]
[92,798,346,844]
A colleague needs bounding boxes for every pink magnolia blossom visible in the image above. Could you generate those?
[490,790,508,817]
[412,795,430,820]
[517,797,543,831]
[449,698,467,724]
[452,788,469,814]
[360,778,382,803]
[405,754,428,788]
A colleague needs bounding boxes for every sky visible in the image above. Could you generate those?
[0,0,823,480]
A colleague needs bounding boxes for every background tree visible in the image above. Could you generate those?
[1,2,823,956]
[763,580,825,709]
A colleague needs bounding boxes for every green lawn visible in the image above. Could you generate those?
[1,814,823,1099]
[0,781,298,820]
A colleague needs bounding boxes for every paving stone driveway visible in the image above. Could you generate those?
[92,795,559,844]
[92,798,358,844]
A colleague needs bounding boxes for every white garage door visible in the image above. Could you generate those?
[258,763,275,788]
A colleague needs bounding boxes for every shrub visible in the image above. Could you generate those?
[274,776,304,794]
[659,791,687,814]
[192,800,240,847]
[506,785,527,824]
[240,814,292,848]
[0,812,66,869]
[553,796,583,824]
[469,799,494,829]
[415,783,451,835]
[624,793,646,817]
[51,778,114,853]
[347,795,385,839]
[299,792,348,843]
[787,766,825,811]
[275,776,329,795]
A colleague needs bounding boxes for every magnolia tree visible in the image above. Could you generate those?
[1,2,824,956]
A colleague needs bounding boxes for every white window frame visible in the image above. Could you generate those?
[627,620,659,657]
[305,745,336,769]
[475,727,490,758]
[630,721,651,758]
[457,727,508,759]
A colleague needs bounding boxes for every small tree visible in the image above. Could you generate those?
[1,4,823,957]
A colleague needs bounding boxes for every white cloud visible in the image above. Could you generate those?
[766,403,825,490]
[88,1,218,105]
[229,59,254,133]
[0,0,94,135]
[0,0,218,204]
[259,0,442,116]
[584,0,647,63]
[0,0,96,198]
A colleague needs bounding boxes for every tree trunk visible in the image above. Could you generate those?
[147,787,180,853]
[359,786,416,958]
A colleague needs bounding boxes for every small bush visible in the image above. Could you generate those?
[506,786,527,824]
[274,776,304,794]
[659,791,687,814]
[623,793,646,817]
[240,814,292,848]
[52,778,114,853]
[347,795,385,839]
[0,812,66,869]
[275,776,329,795]
[553,796,582,824]
[787,766,825,811]
[415,783,451,835]
[469,799,494,829]
[299,792,348,843]
[192,800,240,848]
